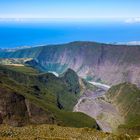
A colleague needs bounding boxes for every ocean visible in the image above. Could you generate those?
[0,21,140,48]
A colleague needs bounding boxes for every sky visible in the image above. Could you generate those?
[0,0,140,19]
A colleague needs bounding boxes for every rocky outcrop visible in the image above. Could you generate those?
[61,68,81,94]
[35,42,140,87]
[0,86,55,126]
[0,87,28,126]
[25,100,56,124]
[73,85,124,132]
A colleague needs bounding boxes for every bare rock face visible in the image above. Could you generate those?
[0,86,55,126]
[73,89,124,132]
[35,42,140,87]
[2,42,140,86]
[25,100,56,124]
[0,87,28,126]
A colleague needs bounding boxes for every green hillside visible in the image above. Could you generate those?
[0,65,97,128]
[106,83,140,134]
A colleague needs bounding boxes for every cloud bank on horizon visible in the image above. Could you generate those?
[125,17,140,23]
[0,0,140,20]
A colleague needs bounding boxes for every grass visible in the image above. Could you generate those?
[106,83,140,135]
[3,65,39,75]
[0,65,97,128]
[0,124,139,140]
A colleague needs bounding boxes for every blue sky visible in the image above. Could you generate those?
[0,0,140,19]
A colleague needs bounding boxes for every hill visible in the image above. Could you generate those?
[0,65,97,128]
[0,41,140,87]
[106,83,140,135]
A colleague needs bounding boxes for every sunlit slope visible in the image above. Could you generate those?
[0,65,97,128]
[106,83,140,134]
[0,124,138,140]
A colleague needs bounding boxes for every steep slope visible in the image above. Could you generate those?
[61,68,81,94]
[73,85,123,133]
[0,65,97,128]
[0,41,140,86]
[0,84,53,126]
[106,83,140,134]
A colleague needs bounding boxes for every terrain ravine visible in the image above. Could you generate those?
[74,81,122,132]
[49,71,121,132]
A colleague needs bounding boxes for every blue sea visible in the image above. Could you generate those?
[0,21,140,48]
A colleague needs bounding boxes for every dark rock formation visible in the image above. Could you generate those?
[0,86,55,126]
[61,68,80,94]
[0,88,28,126]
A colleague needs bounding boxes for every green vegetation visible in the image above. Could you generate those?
[106,83,140,135]
[0,124,139,140]
[0,65,96,128]
[3,65,39,75]
[0,58,32,65]
[0,58,39,74]
[61,68,80,94]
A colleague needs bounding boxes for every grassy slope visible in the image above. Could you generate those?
[0,124,138,140]
[106,83,140,134]
[3,65,39,75]
[0,58,40,74]
[0,65,79,111]
[0,65,96,128]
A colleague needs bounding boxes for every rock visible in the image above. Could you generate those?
[0,86,55,126]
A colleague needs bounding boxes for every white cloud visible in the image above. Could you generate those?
[125,17,140,23]
[117,41,140,45]
[126,41,140,45]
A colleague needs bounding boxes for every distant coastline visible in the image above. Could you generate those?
[0,21,140,48]
[1,40,140,50]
